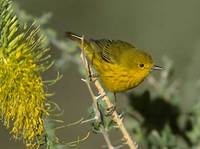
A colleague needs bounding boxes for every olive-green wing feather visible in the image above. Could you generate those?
[90,39,135,64]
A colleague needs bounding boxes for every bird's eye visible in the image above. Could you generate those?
[139,63,144,68]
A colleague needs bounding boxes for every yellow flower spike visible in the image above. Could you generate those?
[0,0,54,148]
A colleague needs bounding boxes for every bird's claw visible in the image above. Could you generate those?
[105,105,116,116]
[89,73,99,81]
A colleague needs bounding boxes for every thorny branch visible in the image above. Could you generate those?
[79,36,137,149]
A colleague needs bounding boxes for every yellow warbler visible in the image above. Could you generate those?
[66,32,161,93]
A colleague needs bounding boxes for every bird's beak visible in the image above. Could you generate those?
[152,65,162,71]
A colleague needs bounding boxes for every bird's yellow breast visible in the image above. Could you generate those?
[93,58,150,92]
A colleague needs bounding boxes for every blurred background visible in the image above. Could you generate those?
[1,0,200,148]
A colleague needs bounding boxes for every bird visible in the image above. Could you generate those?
[66,32,161,93]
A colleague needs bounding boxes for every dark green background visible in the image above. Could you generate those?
[1,0,200,148]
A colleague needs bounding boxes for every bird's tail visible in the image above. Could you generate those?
[66,32,87,45]
[66,32,94,61]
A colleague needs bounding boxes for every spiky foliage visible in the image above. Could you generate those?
[0,0,52,148]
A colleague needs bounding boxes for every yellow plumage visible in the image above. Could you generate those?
[67,32,160,93]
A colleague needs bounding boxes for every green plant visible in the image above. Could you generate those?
[0,0,57,148]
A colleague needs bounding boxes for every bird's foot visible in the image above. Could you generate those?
[89,73,99,81]
[105,105,116,116]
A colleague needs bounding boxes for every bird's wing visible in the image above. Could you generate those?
[90,39,135,64]
[92,39,115,63]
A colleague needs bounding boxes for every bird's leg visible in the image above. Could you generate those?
[105,93,117,116]
[87,61,93,81]
[114,92,117,105]
[88,66,99,81]
[88,54,99,81]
